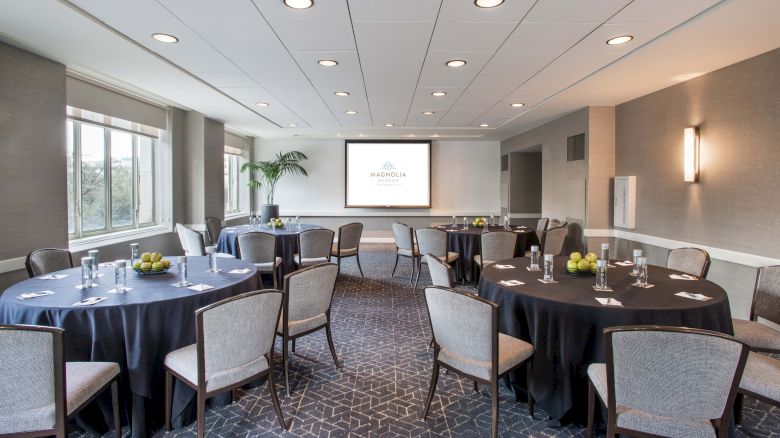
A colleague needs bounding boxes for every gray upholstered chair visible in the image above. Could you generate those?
[535,218,549,248]
[586,326,748,438]
[163,290,287,437]
[421,287,534,438]
[294,228,334,268]
[732,265,780,353]
[331,222,364,277]
[474,231,517,285]
[425,254,453,288]
[735,352,780,429]
[0,325,121,438]
[204,216,222,247]
[667,247,711,278]
[391,223,418,283]
[541,226,567,256]
[277,263,339,394]
[176,223,234,258]
[414,228,460,291]
[25,249,73,278]
[237,232,282,289]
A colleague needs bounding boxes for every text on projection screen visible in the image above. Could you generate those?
[346,142,430,207]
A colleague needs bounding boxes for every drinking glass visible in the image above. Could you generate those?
[249,215,255,228]
[632,249,643,275]
[178,256,188,286]
[296,216,301,230]
[463,217,468,230]
[530,245,540,270]
[600,243,610,263]
[596,259,608,289]
[489,215,494,226]
[88,249,99,281]
[271,220,276,231]
[130,243,140,266]
[114,260,127,292]
[543,254,554,281]
[206,246,218,272]
[81,257,93,288]
[636,256,648,287]
[452,215,456,226]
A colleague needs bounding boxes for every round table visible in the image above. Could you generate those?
[0,256,258,437]
[216,223,323,276]
[478,256,733,424]
[436,224,538,281]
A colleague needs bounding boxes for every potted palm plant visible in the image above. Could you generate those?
[241,151,308,223]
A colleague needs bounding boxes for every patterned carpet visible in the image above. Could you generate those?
[85,244,778,437]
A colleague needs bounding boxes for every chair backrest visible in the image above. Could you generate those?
[425,287,496,372]
[337,222,363,252]
[416,228,447,258]
[196,290,283,389]
[751,265,780,324]
[0,325,65,435]
[25,249,73,277]
[425,254,452,288]
[284,263,338,323]
[204,217,222,247]
[298,229,335,261]
[392,223,414,251]
[535,218,549,247]
[176,223,206,256]
[480,231,517,264]
[667,247,711,278]
[605,326,748,424]
[542,226,567,256]
[236,232,277,264]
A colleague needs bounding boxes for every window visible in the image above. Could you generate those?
[224,152,246,215]
[66,115,162,239]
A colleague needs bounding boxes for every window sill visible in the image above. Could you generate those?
[69,224,172,253]
[224,212,248,221]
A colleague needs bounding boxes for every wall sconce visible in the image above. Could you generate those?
[683,127,699,182]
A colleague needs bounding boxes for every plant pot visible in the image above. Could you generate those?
[260,204,279,224]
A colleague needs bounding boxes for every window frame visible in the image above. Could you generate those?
[223,152,246,216]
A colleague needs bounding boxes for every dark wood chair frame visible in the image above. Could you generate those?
[414,228,462,291]
[472,231,518,287]
[164,290,289,437]
[743,265,780,354]
[332,222,364,277]
[276,263,340,395]
[586,325,749,438]
[204,216,222,247]
[235,232,281,289]
[0,324,120,438]
[735,362,780,427]
[420,287,534,438]
[295,229,335,268]
[24,249,74,278]
[390,223,417,283]
[668,247,712,278]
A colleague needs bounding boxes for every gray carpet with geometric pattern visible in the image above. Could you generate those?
[81,244,778,437]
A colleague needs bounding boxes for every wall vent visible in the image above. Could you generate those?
[501,154,509,171]
[567,133,585,161]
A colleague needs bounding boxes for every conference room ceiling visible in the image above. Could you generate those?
[1,0,779,140]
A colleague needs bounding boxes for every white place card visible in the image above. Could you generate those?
[615,261,634,267]
[107,288,132,294]
[595,297,623,306]
[526,267,542,272]
[188,284,214,292]
[17,290,55,300]
[537,279,558,284]
[74,284,100,290]
[170,282,194,288]
[228,268,252,274]
[669,274,698,281]
[593,286,614,292]
[675,291,712,301]
[37,274,67,280]
[206,269,222,273]
[499,280,525,287]
[630,283,655,289]
[494,264,515,270]
[72,296,107,306]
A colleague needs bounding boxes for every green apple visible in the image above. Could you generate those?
[162,259,171,269]
[567,260,579,271]
[140,261,152,271]
[152,261,164,271]
[151,252,162,263]
[577,259,591,271]
[585,252,598,263]
[132,261,142,270]
[570,252,582,262]
[591,264,598,273]
[141,252,152,262]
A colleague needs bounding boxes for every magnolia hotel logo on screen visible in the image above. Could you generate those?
[370,162,406,186]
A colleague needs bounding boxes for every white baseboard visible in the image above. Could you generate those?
[0,256,27,275]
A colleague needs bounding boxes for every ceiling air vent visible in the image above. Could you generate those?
[567,133,585,162]
[501,154,509,171]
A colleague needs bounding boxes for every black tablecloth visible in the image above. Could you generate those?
[437,225,538,281]
[216,223,322,276]
[478,256,733,424]
[0,257,257,437]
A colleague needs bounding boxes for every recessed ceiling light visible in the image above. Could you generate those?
[318,59,338,67]
[384,123,395,127]
[284,0,313,9]
[445,59,467,68]
[510,103,525,108]
[334,91,350,97]
[431,91,447,97]
[255,102,269,107]
[422,111,435,115]
[474,0,504,7]
[345,110,358,115]
[287,123,297,127]
[606,35,633,45]
[152,33,178,43]
[479,123,489,127]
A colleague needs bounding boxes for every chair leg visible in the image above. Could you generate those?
[490,380,499,438]
[391,254,399,277]
[325,323,340,369]
[421,362,440,419]
[409,256,415,284]
[414,259,422,291]
[587,381,595,438]
[473,380,479,393]
[164,370,172,431]
[473,262,479,287]
[268,370,289,431]
[291,338,296,353]
[337,256,341,273]
[196,392,206,438]
[231,389,237,403]
[356,253,364,277]
[526,360,534,418]
[111,380,120,438]
[258,272,265,289]
[735,393,744,425]
[283,335,291,395]
[273,266,279,289]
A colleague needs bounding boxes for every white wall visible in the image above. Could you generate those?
[252,139,501,217]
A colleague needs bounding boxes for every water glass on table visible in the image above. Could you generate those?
[529,245,540,271]
[206,246,218,272]
[114,260,127,292]
[596,259,608,289]
[177,256,188,286]
[543,254,554,281]
[600,243,610,263]
[463,217,468,230]
[636,256,649,287]
[130,243,140,266]
[632,249,643,275]
[88,249,99,281]
[81,257,94,289]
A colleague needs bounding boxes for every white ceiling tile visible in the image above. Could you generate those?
[196,72,258,88]
[608,0,722,24]
[353,21,434,51]
[437,0,536,22]
[417,51,494,88]
[406,108,446,127]
[290,51,364,89]
[410,87,466,110]
[524,0,632,23]
[251,0,350,22]
[370,107,409,127]
[520,50,617,95]
[483,98,542,118]
[438,107,484,125]
[348,0,442,22]
[428,21,517,52]
[467,116,512,128]
[270,21,356,51]
[360,51,427,90]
